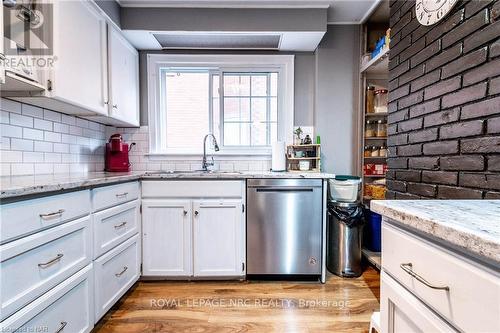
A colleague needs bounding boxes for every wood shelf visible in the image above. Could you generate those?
[364,174,386,178]
[365,136,387,140]
[365,112,388,117]
[364,156,387,160]
[360,47,389,74]
[287,144,320,148]
[287,157,321,160]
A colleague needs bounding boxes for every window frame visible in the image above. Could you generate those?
[147,54,294,157]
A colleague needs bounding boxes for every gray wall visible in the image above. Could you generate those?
[315,25,360,175]
[138,50,316,127]
[121,8,326,32]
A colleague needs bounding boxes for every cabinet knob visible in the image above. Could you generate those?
[183,210,188,216]
[112,104,118,109]
[194,210,199,216]
[104,100,109,105]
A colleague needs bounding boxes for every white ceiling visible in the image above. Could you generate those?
[118,0,382,24]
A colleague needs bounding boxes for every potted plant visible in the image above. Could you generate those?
[294,127,303,145]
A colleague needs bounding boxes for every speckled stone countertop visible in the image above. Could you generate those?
[0,171,335,199]
[371,200,500,264]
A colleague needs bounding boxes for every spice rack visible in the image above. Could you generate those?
[286,144,321,173]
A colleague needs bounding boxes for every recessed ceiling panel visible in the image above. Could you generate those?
[153,33,281,49]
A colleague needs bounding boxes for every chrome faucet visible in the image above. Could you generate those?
[201,134,220,171]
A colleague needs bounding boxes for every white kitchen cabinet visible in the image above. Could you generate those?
[193,200,245,276]
[142,199,193,277]
[381,272,455,333]
[108,25,139,126]
[40,0,108,116]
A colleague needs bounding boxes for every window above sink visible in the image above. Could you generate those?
[147,54,294,156]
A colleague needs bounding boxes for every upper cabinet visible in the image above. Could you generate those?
[0,0,140,127]
[88,25,139,126]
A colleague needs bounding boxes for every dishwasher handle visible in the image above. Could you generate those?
[254,187,314,193]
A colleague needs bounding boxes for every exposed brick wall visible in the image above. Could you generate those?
[387,0,500,199]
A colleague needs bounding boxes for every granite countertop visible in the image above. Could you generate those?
[0,171,335,199]
[371,200,500,265]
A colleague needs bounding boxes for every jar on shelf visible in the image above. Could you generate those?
[374,89,388,113]
[366,86,375,114]
[364,146,372,157]
[377,120,387,137]
[365,120,376,137]
[379,146,388,157]
[371,146,380,157]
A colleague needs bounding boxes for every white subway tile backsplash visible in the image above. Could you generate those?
[23,152,44,163]
[61,114,76,126]
[10,138,34,151]
[0,137,10,150]
[11,163,34,175]
[53,143,70,153]
[44,152,62,163]
[1,111,9,124]
[34,118,52,131]
[1,99,22,114]
[44,131,61,143]
[34,141,53,152]
[75,118,89,128]
[34,163,54,175]
[43,109,62,122]
[69,125,83,136]
[10,113,34,128]
[1,150,23,163]
[21,104,44,119]
[23,128,44,141]
[1,124,23,138]
[1,163,11,176]
[53,122,69,134]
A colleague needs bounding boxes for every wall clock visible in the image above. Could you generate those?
[416,0,459,26]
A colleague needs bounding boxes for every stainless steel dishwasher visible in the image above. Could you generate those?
[246,179,323,277]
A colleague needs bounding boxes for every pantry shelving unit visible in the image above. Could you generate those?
[357,0,390,271]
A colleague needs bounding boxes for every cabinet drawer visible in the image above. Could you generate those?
[142,180,244,198]
[94,234,140,322]
[0,217,92,321]
[92,182,139,212]
[0,264,94,333]
[1,190,90,244]
[93,200,140,259]
[382,223,500,333]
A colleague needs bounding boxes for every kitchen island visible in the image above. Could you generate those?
[371,200,500,333]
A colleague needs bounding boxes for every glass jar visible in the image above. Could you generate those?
[374,89,388,113]
[377,120,387,137]
[364,146,372,157]
[366,86,375,113]
[371,146,380,157]
[365,120,376,137]
[379,146,387,157]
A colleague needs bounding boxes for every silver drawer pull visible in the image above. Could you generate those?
[115,192,128,198]
[115,266,128,277]
[38,254,64,268]
[39,209,65,219]
[114,221,127,229]
[54,321,67,333]
[400,263,449,291]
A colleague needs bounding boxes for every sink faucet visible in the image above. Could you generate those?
[202,134,220,171]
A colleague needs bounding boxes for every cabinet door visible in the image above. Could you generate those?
[381,272,456,333]
[0,4,4,84]
[142,199,192,276]
[193,200,245,277]
[51,0,108,115]
[108,26,139,126]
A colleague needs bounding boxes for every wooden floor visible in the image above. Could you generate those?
[93,267,380,333]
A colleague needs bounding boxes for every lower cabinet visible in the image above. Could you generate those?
[193,200,244,277]
[142,198,245,278]
[94,234,141,322]
[0,264,94,333]
[142,199,192,277]
[381,271,455,333]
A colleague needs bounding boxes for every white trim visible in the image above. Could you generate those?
[147,54,294,156]
[360,0,383,24]
[146,153,272,161]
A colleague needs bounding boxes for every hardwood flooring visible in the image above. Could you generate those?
[93,267,380,333]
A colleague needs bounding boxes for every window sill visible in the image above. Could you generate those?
[146,152,272,161]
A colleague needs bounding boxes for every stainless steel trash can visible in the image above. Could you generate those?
[327,201,364,277]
